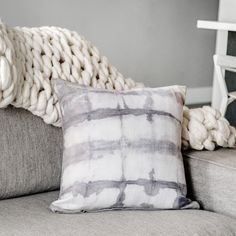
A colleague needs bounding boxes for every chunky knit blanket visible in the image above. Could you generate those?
[0,21,142,126]
[0,21,235,150]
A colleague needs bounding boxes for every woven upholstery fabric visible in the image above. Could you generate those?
[0,106,62,199]
[0,21,142,126]
[184,148,236,219]
[0,191,236,236]
[50,79,198,213]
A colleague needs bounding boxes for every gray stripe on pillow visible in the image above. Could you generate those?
[64,108,181,129]
[62,139,180,169]
[61,179,186,199]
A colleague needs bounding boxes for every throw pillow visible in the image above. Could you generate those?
[50,79,199,213]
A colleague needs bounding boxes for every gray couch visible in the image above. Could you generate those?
[1,106,236,236]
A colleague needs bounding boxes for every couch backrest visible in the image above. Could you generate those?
[0,106,63,199]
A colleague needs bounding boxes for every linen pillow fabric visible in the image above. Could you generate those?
[50,79,198,213]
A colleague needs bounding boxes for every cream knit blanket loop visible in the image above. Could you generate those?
[0,23,17,107]
[182,106,236,150]
[0,21,235,150]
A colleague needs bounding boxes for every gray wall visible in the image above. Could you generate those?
[0,0,218,88]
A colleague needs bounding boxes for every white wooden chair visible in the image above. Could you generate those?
[213,54,236,116]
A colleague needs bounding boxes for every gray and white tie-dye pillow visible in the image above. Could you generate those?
[50,79,198,213]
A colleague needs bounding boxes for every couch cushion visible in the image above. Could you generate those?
[0,191,235,236]
[0,106,62,199]
[184,148,236,219]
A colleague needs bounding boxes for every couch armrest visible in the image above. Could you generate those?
[183,149,236,219]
